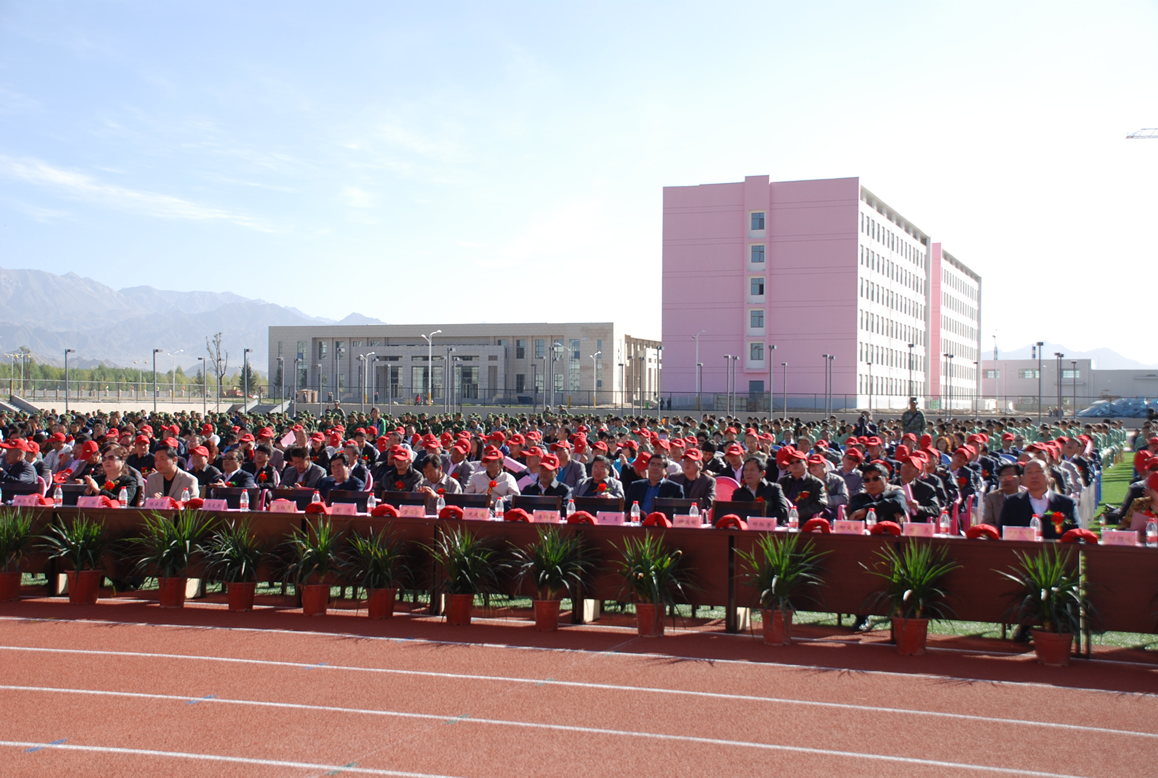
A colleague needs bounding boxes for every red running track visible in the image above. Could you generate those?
[1,598,1157,777]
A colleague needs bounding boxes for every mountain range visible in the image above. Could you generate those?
[995,342,1156,370]
[0,266,384,374]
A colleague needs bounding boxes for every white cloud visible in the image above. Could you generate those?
[342,186,375,209]
[0,155,276,232]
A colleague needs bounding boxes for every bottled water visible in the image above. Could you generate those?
[311,490,321,504]
[866,507,877,527]
[180,488,190,502]
[118,487,128,509]
[366,492,377,511]
[1147,518,1157,548]
[689,502,700,520]
[630,501,641,525]
[938,510,950,535]
[1030,515,1042,540]
[239,490,250,511]
[494,501,504,521]
[435,493,446,515]
[53,486,63,507]
[788,506,799,531]
[566,498,575,517]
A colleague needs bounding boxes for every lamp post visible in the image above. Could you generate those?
[151,348,161,413]
[907,343,916,400]
[821,355,830,415]
[1054,352,1064,418]
[972,360,979,417]
[722,355,733,415]
[64,348,75,412]
[364,352,376,411]
[692,329,706,413]
[590,351,601,408]
[313,363,321,408]
[242,348,252,409]
[277,356,285,404]
[421,330,441,406]
[1071,360,1078,416]
[867,362,873,414]
[730,354,739,415]
[293,357,301,402]
[767,344,777,417]
[357,354,366,413]
[444,347,455,412]
[617,362,624,410]
[781,362,788,422]
[198,357,208,416]
[168,349,184,399]
[944,354,955,419]
[532,360,540,412]
[1035,341,1044,423]
[827,354,835,415]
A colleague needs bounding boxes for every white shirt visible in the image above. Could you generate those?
[1028,490,1052,517]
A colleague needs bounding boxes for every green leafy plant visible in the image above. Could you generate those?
[129,511,215,580]
[38,515,108,572]
[510,526,594,600]
[283,519,344,586]
[997,546,1093,635]
[736,532,828,614]
[0,509,33,573]
[616,533,693,606]
[863,541,961,619]
[343,527,408,592]
[426,526,503,596]
[200,518,265,584]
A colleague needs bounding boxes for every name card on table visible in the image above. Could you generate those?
[903,522,936,538]
[532,510,560,523]
[398,504,426,518]
[12,494,41,507]
[597,511,625,526]
[269,499,299,513]
[834,520,866,535]
[1002,526,1040,542]
[463,507,490,521]
[1102,529,1140,547]
[672,514,703,528]
[77,496,107,508]
[747,517,780,531]
[201,499,230,512]
[143,498,173,510]
[330,502,358,516]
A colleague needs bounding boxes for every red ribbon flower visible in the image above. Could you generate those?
[489,480,497,489]
[755,496,765,503]
[958,477,967,486]
[258,472,267,483]
[104,481,115,492]
[437,487,445,496]
[596,482,607,493]
[395,480,405,490]
[798,491,810,501]
[1049,511,1066,533]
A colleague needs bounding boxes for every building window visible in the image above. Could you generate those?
[751,212,765,230]
[352,341,362,347]
[1018,369,1040,379]
[750,244,765,264]
[1062,369,1081,379]
[318,341,328,359]
[571,339,581,360]
[750,343,764,361]
[296,341,307,360]
[516,339,526,359]
[516,374,525,392]
[534,339,545,359]
[750,310,764,329]
[750,277,765,297]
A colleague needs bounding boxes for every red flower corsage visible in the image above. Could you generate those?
[755,497,765,503]
[489,480,497,489]
[596,483,607,493]
[1048,511,1066,532]
[798,491,810,501]
[395,480,405,490]
[437,487,445,496]
[958,477,968,486]
[103,481,115,492]
[258,472,268,483]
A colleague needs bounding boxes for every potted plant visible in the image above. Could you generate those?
[863,541,960,655]
[736,533,828,645]
[511,527,593,631]
[343,527,408,619]
[39,516,108,604]
[284,519,343,616]
[200,518,265,612]
[129,511,215,608]
[998,546,1092,666]
[427,526,502,626]
[616,533,693,638]
[0,510,32,601]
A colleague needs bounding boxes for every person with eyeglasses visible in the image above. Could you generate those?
[212,451,256,489]
[82,444,139,506]
[847,462,907,523]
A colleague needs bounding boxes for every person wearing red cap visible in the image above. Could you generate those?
[731,456,790,521]
[447,442,475,489]
[549,441,586,491]
[282,446,327,490]
[710,443,745,482]
[0,439,38,485]
[382,445,423,493]
[307,432,331,472]
[81,444,139,506]
[521,453,572,502]
[624,454,684,515]
[126,435,155,477]
[948,447,980,502]
[65,439,103,484]
[894,454,940,521]
[42,432,72,474]
[144,443,200,500]
[573,454,625,500]
[778,450,828,521]
[465,446,520,508]
[808,455,849,509]
[998,459,1078,540]
[188,445,223,491]
[668,448,716,512]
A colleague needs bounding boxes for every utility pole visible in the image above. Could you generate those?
[152,348,161,413]
[1035,341,1044,423]
[64,348,75,413]
[1054,352,1064,418]
[693,330,706,413]
[767,344,777,417]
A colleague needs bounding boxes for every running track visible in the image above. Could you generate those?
[1,598,1156,777]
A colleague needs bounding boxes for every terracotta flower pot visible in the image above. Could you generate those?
[447,593,474,625]
[158,576,187,608]
[533,599,561,632]
[301,583,330,616]
[635,602,665,638]
[67,569,102,605]
[891,616,929,656]
[1031,629,1074,667]
[0,570,21,602]
[227,581,257,612]
[762,608,794,645]
[367,588,397,620]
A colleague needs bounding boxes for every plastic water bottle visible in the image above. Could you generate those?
[1030,514,1042,540]
[689,502,700,522]
[494,500,504,521]
[180,488,190,502]
[566,497,575,517]
[366,492,377,512]
[788,506,799,531]
[630,501,641,525]
[311,490,321,504]
[435,493,446,515]
[118,487,128,508]
[239,490,250,511]
[53,486,63,507]
[938,510,950,535]
[866,507,877,528]
[1147,518,1157,548]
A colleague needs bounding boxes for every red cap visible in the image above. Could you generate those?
[134,435,149,445]
[390,445,414,462]
[539,454,560,470]
[78,440,100,458]
[257,427,274,438]
[310,432,325,442]
[550,441,572,452]
[488,431,506,443]
[806,455,826,466]
[48,432,66,443]
[239,433,255,443]
[866,437,883,447]
[201,424,214,434]
[481,446,503,463]
[524,446,545,459]
[190,445,210,457]
[843,448,864,462]
[724,443,744,456]
[681,448,702,461]
[1148,472,1158,493]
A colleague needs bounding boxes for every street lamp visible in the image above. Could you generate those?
[781,362,788,422]
[1054,352,1064,418]
[722,355,733,415]
[1035,341,1044,423]
[590,351,601,408]
[421,330,441,405]
[943,354,955,419]
[64,349,75,412]
[972,360,979,417]
[821,355,831,415]
[692,330,706,414]
[277,356,285,404]
[314,364,321,407]
[767,344,777,417]
[444,347,455,412]
[242,348,252,409]
[197,357,208,415]
[729,354,739,415]
[867,362,873,414]
[167,349,184,400]
[364,352,376,411]
[907,343,916,400]
[151,348,161,413]
[827,354,835,415]
[1071,360,1078,416]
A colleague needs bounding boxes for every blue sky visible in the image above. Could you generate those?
[2,1,1156,361]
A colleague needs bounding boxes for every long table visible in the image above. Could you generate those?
[18,508,1158,636]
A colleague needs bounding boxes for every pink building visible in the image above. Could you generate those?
[662,175,981,412]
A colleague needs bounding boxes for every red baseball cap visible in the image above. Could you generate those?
[539,454,560,471]
[190,445,210,457]
[681,448,702,461]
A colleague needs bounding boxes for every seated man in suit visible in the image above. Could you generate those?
[521,453,572,502]
[668,448,716,512]
[777,449,829,520]
[998,458,1078,539]
[144,444,200,500]
[316,452,366,500]
[281,445,327,490]
[624,454,683,514]
[573,454,625,500]
[846,461,908,523]
[212,450,257,489]
[0,439,38,484]
[894,452,940,522]
[983,461,1025,525]
[730,456,790,522]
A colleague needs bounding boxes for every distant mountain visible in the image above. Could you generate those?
[0,266,381,373]
[997,342,1156,370]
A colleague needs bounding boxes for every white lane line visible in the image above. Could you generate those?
[0,691,1090,777]
[0,648,1154,741]
[3,616,1156,698]
[1,740,458,776]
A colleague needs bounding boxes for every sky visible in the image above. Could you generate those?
[1,1,1156,361]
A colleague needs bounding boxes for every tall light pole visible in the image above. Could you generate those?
[1035,341,1044,423]
[767,344,777,417]
[827,354,835,415]
[242,348,252,409]
[198,357,208,416]
[313,363,321,408]
[293,357,302,403]
[730,354,739,415]
[421,329,441,406]
[357,354,366,413]
[1054,352,1064,418]
[867,361,873,414]
[692,330,706,413]
[972,360,979,417]
[781,362,788,422]
[943,353,955,419]
[1071,360,1078,416]
[365,352,376,410]
[277,356,285,404]
[821,355,831,415]
[64,348,75,413]
[907,343,916,400]
[167,349,184,400]
[722,355,733,415]
[590,350,601,408]
[532,360,540,412]
[152,348,161,413]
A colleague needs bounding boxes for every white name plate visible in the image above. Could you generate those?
[1002,526,1040,542]
[12,494,41,507]
[834,520,866,535]
[269,499,299,513]
[463,507,490,521]
[532,510,559,523]
[201,499,230,512]
[143,498,173,510]
[747,517,779,531]
[672,514,702,528]
[903,522,935,538]
[398,504,426,518]
[1103,529,1139,547]
[330,502,358,516]
[597,511,624,526]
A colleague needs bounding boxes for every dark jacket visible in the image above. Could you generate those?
[777,473,829,520]
[219,469,256,489]
[281,462,326,490]
[895,477,941,522]
[669,473,717,512]
[847,488,908,523]
[730,480,790,521]
[1,459,37,484]
[624,478,684,514]
[317,474,366,500]
[522,479,573,501]
[998,491,1079,539]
